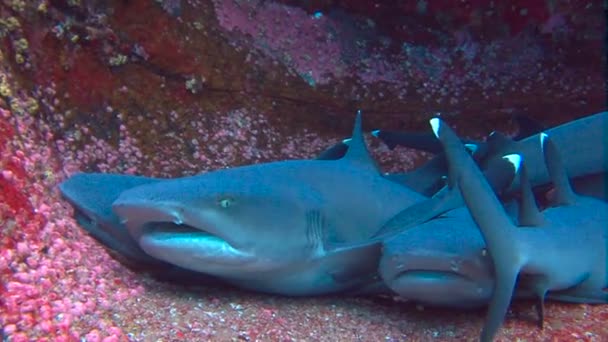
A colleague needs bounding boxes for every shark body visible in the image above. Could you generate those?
[109,111,428,295]
[431,117,608,341]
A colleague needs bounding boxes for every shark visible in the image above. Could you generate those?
[430,117,608,341]
[372,112,608,199]
[109,111,431,296]
[376,154,533,308]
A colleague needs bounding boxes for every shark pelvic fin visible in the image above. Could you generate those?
[540,133,577,205]
[431,118,524,342]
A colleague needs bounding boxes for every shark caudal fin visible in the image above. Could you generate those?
[540,133,577,205]
[430,118,523,342]
[342,110,378,171]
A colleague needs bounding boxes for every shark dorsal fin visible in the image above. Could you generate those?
[540,133,576,205]
[508,155,545,227]
[342,110,378,171]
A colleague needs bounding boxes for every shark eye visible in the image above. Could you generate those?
[217,197,234,208]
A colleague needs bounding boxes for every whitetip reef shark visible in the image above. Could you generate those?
[107,111,433,295]
[372,111,608,200]
[430,117,608,341]
[59,110,607,339]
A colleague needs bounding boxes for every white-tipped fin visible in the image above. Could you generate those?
[502,154,521,173]
[371,130,380,137]
[539,132,548,152]
[341,138,352,145]
[430,118,440,138]
[465,143,478,154]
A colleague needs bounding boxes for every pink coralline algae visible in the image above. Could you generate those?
[211,0,603,112]
[0,0,607,340]
[213,0,344,86]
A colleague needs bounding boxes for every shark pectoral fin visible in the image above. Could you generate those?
[385,153,448,196]
[372,186,462,240]
[540,133,577,205]
[430,118,523,342]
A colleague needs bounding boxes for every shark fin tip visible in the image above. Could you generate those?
[502,154,522,172]
[430,118,440,138]
[371,129,380,137]
[464,143,478,154]
[540,132,549,149]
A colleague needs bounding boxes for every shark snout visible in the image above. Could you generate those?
[112,195,189,240]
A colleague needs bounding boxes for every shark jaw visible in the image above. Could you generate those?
[111,200,263,276]
[139,222,256,267]
[381,252,493,307]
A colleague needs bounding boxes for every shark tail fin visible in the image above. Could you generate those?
[540,133,577,205]
[343,110,378,170]
[430,118,523,342]
[517,160,545,226]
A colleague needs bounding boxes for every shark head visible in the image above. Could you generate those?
[112,163,327,279]
[379,208,495,308]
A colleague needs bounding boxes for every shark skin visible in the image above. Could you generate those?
[111,111,427,296]
[431,118,608,342]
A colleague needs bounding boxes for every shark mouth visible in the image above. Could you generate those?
[137,221,257,269]
[112,201,256,269]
